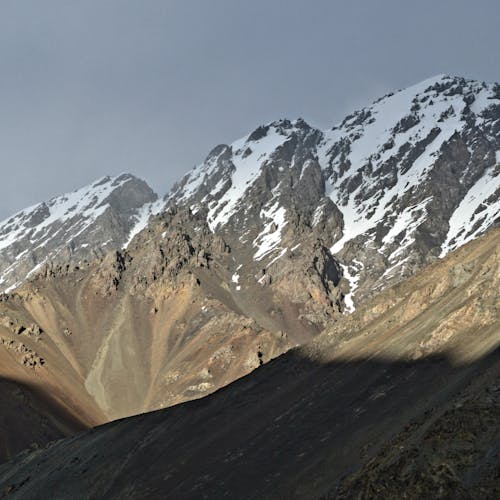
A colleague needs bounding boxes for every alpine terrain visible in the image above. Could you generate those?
[0,74,498,497]
[1,226,498,498]
[0,174,163,293]
[168,74,499,309]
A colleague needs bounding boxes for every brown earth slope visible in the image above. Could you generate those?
[0,331,104,464]
[0,229,497,499]
[0,206,340,460]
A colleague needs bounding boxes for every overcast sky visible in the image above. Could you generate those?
[0,0,498,219]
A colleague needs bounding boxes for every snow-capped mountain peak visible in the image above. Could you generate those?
[321,74,498,255]
[0,173,160,291]
[171,118,316,230]
[168,74,499,309]
[1,74,498,310]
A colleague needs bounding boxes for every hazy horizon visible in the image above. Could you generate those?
[0,0,499,219]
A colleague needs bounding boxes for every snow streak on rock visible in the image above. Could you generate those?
[440,162,500,256]
[167,74,499,305]
[253,202,287,261]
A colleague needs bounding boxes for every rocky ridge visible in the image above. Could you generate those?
[0,174,163,292]
[169,74,500,310]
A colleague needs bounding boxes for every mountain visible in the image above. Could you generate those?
[0,228,497,499]
[1,75,498,310]
[0,74,498,467]
[169,74,499,309]
[0,174,163,292]
[0,205,307,431]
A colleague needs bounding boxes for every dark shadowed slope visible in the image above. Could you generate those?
[0,229,497,499]
[0,377,90,464]
[1,353,498,500]
[332,366,499,499]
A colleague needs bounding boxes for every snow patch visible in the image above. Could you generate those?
[267,247,288,267]
[339,263,360,313]
[253,202,288,261]
[440,165,500,256]
[312,203,325,227]
[124,198,165,248]
[4,282,21,293]
[382,256,410,278]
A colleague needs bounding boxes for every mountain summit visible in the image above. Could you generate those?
[169,74,499,308]
[0,174,163,292]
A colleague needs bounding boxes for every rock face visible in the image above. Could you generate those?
[0,229,497,499]
[169,74,500,310]
[0,174,163,292]
[0,208,294,426]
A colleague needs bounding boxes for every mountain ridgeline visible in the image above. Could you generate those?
[1,74,498,310]
[0,74,498,488]
[0,174,163,292]
[168,74,499,307]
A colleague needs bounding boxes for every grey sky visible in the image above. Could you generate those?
[0,0,498,219]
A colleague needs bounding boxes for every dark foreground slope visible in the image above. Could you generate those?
[0,377,90,464]
[0,229,498,499]
[333,369,499,499]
